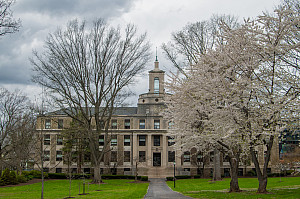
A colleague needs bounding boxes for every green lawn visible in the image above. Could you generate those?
[0,179,149,199]
[166,177,300,199]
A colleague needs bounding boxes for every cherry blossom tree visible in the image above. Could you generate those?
[165,4,300,193]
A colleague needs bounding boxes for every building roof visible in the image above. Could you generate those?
[44,107,138,117]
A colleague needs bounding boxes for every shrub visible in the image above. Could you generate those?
[0,168,10,186]
[140,176,148,181]
[246,170,256,177]
[193,175,201,178]
[175,175,191,179]
[9,171,18,185]
[17,175,28,183]
[166,177,174,181]
[48,173,67,179]
[102,175,134,180]
[29,170,48,179]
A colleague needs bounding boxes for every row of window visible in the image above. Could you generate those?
[44,134,175,147]
[43,134,63,145]
[43,150,176,163]
[44,119,161,130]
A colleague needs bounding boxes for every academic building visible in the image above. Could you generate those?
[35,59,280,178]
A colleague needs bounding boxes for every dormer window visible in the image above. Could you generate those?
[154,77,159,93]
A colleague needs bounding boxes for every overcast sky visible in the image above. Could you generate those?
[0,0,281,105]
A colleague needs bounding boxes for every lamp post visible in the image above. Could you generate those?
[173,161,176,188]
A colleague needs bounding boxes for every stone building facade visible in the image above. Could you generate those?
[35,59,280,178]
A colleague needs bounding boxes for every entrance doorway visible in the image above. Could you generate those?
[153,153,161,166]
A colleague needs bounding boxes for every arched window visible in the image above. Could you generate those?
[154,77,159,93]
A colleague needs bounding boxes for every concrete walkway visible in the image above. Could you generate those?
[144,178,193,199]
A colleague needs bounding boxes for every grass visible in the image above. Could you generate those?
[166,177,300,199]
[0,179,149,199]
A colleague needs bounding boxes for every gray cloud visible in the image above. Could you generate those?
[0,0,137,86]
[15,0,134,18]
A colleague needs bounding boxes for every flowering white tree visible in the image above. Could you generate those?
[165,4,300,193]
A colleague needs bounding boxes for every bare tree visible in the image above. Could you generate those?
[31,18,151,183]
[162,14,239,76]
[0,0,20,37]
[6,110,35,174]
[0,88,34,174]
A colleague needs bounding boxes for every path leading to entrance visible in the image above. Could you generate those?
[144,178,193,199]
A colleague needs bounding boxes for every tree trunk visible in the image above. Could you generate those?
[229,157,241,192]
[92,164,102,183]
[135,161,138,181]
[257,176,268,193]
[213,148,222,181]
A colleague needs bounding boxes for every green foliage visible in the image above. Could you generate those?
[246,170,256,177]
[17,175,28,183]
[166,177,174,181]
[27,170,48,179]
[140,176,148,181]
[0,168,11,186]
[8,171,18,185]
[48,173,67,179]
[100,175,148,180]
[20,171,33,181]
[175,175,191,179]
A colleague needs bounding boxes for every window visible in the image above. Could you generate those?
[154,120,160,129]
[124,135,130,146]
[56,151,63,161]
[124,119,130,129]
[58,119,63,129]
[139,151,146,162]
[124,168,131,172]
[168,136,175,146]
[153,135,160,146]
[111,135,117,146]
[56,168,62,173]
[111,119,117,129]
[99,135,104,146]
[139,119,145,129]
[124,151,130,162]
[111,151,117,162]
[197,153,203,162]
[139,135,146,146]
[57,135,63,145]
[154,77,159,93]
[183,151,190,162]
[184,168,190,172]
[44,151,50,161]
[44,134,50,145]
[111,168,117,175]
[84,168,91,174]
[168,151,175,162]
[45,119,51,129]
